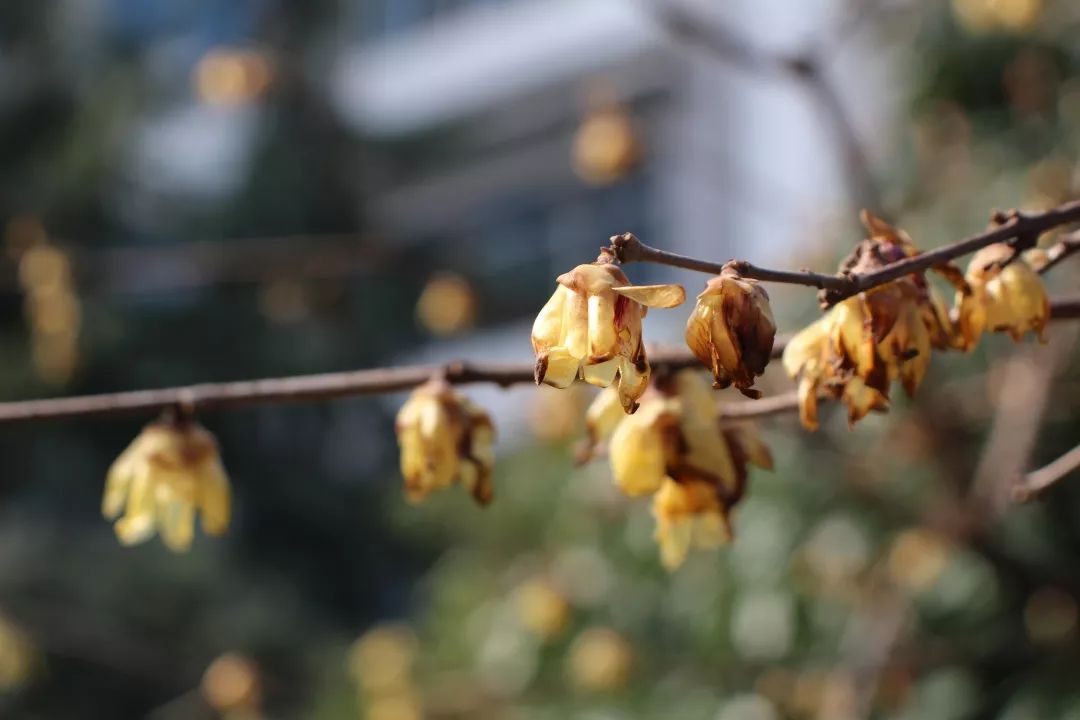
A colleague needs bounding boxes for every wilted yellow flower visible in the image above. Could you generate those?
[102,415,231,552]
[955,243,1049,350]
[566,627,634,692]
[395,379,495,505]
[652,477,732,570]
[783,212,958,430]
[604,371,772,567]
[532,257,684,413]
[685,267,776,397]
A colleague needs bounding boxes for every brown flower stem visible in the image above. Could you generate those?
[1013,443,1080,502]
[609,200,1080,305]
[608,233,850,291]
[0,298,1077,425]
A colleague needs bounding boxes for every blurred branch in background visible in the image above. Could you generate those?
[971,324,1079,513]
[1015,443,1080,502]
[2,231,385,296]
[639,0,884,215]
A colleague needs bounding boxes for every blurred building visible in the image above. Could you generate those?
[334,0,886,304]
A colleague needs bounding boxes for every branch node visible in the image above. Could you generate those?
[607,232,642,264]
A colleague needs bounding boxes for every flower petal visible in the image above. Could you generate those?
[612,283,686,308]
[537,347,580,389]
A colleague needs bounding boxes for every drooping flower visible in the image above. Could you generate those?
[955,243,1049,350]
[601,370,772,568]
[395,379,495,505]
[532,257,684,413]
[102,414,231,552]
[783,212,959,429]
[684,267,777,397]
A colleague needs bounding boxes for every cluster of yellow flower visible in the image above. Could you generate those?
[783,212,1049,430]
[102,413,231,552]
[395,378,495,506]
[94,213,1051,565]
[582,372,772,568]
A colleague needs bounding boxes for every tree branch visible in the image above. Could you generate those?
[638,0,883,214]
[1033,229,1080,275]
[609,233,850,290]
[609,200,1080,304]
[0,297,1077,425]
[1013,444,1080,502]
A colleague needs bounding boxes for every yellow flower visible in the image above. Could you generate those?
[685,268,777,397]
[956,243,1049,350]
[603,371,772,567]
[102,416,231,552]
[532,258,684,413]
[395,379,495,505]
[652,477,731,570]
[783,213,959,430]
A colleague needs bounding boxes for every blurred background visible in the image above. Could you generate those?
[1,0,1079,718]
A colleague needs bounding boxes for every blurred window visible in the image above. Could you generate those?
[360,0,502,40]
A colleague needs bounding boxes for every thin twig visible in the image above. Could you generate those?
[1033,230,1080,275]
[609,232,851,290]
[1013,444,1080,502]
[0,297,1077,425]
[610,200,1080,304]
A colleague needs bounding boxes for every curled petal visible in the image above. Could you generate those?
[531,285,569,353]
[582,357,619,388]
[841,376,889,427]
[611,283,686,309]
[797,375,821,432]
[536,347,581,389]
[616,349,650,413]
[587,292,618,361]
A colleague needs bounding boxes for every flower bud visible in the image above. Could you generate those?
[684,268,776,397]
[532,259,684,413]
[956,243,1049,350]
[103,415,231,552]
[395,379,495,505]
